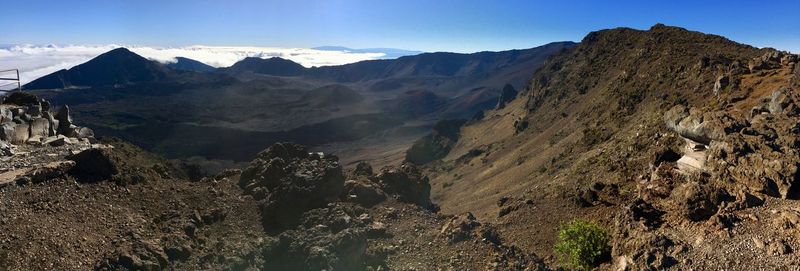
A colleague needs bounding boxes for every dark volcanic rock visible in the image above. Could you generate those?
[353,161,374,176]
[496,84,518,109]
[405,119,467,165]
[342,179,387,207]
[67,148,120,183]
[375,163,433,209]
[2,92,43,107]
[262,203,377,270]
[239,142,345,231]
[669,182,723,221]
[66,140,170,185]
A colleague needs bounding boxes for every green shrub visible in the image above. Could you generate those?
[554,219,610,270]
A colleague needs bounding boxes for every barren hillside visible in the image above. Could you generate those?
[426,24,800,269]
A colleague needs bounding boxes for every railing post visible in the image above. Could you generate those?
[0,69,22,92]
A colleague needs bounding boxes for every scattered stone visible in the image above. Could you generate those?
[43,135,68,147]
[17,161,75,184]
[752,237,766,250]
[767,240,791,256]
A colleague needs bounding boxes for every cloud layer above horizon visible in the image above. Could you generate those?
[0,44,388,85]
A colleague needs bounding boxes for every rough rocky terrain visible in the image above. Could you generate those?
[0,94,550,270]
[424,24,800,269]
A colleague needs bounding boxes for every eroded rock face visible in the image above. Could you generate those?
[239,142,345,231]
[496,84,518,109]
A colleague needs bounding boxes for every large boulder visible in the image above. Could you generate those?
[0,123,14,142]
[29,118,50,138]
[239,142,345,231]
[341,179,387,207]
[0,140,12,156]
[663,105,741,145]
[375,163,433,209]
[353,161,373,176]
[668,182,723,221]
[4,122,30,144]
[767,88,797,115]
[55,105,73,135]
[440,212,482,243]
[67,148,120,183]
[0,107,12,123]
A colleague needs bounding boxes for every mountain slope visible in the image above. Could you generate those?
[166,57,215,72]
[299,84,365,107]
[24,48,170,89]
[306,42,575,82]
[30,42,572,170]
[426,24,798,268]
[221,57,306,76]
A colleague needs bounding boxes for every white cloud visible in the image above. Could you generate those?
[0,44,387,85]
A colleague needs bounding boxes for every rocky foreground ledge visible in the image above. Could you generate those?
[0,92,112,187]
[0,94,540,271]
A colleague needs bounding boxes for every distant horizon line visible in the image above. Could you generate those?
[0,42,581,55]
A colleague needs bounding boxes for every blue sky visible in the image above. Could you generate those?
[2,0,798,53]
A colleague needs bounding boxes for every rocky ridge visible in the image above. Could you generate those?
[423,24,800,269]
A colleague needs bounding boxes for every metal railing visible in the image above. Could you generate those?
[0,69,21,92]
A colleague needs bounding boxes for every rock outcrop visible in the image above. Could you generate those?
[405,119,467,165]
[375,163,434,209]
[0,92,94,148]
[239,142,345,231]
[496,84,518,109]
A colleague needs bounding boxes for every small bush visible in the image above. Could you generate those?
[554,219,610,270]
